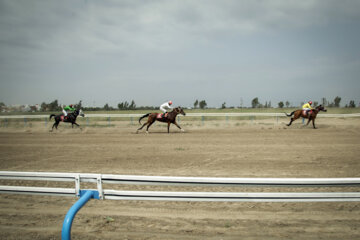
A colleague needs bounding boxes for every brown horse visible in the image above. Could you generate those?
[285,105,327,129]
[137,107,186,133]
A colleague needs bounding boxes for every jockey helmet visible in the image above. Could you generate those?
[70,104,73,107]
[308,101,312,105]
[169,101,173,105]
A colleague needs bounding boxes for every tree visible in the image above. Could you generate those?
[285,101,290,108]
[334,96,341,107]
[41,102,47,111]
[321,97,327,107]
[251,97,259,108]
[278,101,284,108]
[129,100,136,110]
[104,103,111,110]
[221,102,226,109]
[199,100,207,109]
[348,100,356,108]
[193,99,199,109]
[264,101,272,108]
[49,100,60,111]
[76,100,83,110]
[0,102,6,111]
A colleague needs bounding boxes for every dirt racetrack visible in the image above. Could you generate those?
[0,117,360,239]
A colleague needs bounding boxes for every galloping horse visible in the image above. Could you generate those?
[137,107,186,133]
[49,109,85,131]
[285,105,327,129]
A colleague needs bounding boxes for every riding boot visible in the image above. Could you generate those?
[307,110,311,117]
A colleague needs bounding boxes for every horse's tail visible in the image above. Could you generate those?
[139,113,150,124]
[49,114,56,120]
[285,111,295,117]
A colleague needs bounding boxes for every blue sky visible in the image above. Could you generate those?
[1,0,359,108]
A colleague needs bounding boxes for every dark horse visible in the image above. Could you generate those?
[137,107,186,133]
[49,109,85,131]
[285,105,327,129]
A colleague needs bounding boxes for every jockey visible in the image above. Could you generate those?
[160,101,173,117]
[302,101,313,116]
[62,104,75,117]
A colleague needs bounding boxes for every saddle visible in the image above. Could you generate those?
[156,113,168,119]
[302,110,312,117]
[60,115,72,122]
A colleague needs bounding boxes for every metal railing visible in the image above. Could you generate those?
[1,171,360,202]
[1,171,360,239]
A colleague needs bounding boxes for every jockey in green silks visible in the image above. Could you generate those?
[62,104,75,117]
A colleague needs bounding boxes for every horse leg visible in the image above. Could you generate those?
[287,113,300,126]
[287,118,294,126]
[312,118,317,129]
[146,120,155,133]
[52,121,59,131]
[137,120,150,133]
[137,122,148,131]
[306,117,311,126]
[51,122,56,132]
[173,122,184,132]
[73,122,81,129]
[167,122,171,133]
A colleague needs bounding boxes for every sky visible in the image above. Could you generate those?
[0,0,360,108]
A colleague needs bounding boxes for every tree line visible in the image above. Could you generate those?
[276,96,355,109]
[0,96,358,113]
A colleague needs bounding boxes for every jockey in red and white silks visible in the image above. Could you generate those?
[160,101,173,115]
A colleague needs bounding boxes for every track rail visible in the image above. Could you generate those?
[1,171,360,202]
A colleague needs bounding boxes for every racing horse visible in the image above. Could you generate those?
[49,109,85,131]
[137,107,186,133]
[285,105,327,129]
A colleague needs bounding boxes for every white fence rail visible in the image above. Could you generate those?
[1,171,360,202]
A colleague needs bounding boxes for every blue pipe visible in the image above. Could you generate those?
[61,190,99,240]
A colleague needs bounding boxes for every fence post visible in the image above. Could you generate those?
[61,190,99,240]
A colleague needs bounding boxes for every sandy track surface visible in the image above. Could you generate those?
[0,118,360,239]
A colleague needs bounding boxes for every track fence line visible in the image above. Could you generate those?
[1,171,360,239]
[1,171,360,202]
